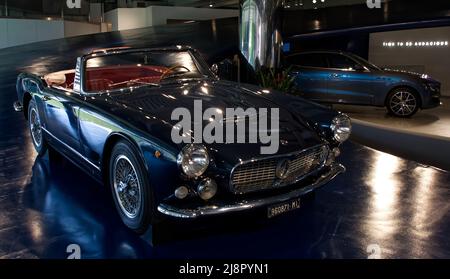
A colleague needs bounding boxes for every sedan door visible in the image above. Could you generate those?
[288,53,330,102]
[323,53,378,105]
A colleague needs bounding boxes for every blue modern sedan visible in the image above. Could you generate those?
[286,50,441,117]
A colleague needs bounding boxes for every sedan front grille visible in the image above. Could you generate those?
[230,145,328,194]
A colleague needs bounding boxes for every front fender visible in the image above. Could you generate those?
[16,73,46,102]
[138,139,180,202]
[379,78,426,106]
[16,73,48,120]
[110,132,181,202]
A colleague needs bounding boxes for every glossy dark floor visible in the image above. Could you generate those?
[1,19,450,259]
[1,141,450,259]
[335,99,450,139]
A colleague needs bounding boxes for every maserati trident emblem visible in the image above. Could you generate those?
[275,159,290,179]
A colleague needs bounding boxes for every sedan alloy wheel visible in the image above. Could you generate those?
[387,89,419,117]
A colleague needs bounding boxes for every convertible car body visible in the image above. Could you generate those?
[14,46,351,234]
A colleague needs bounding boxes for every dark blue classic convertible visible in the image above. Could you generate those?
[13,46,351,234]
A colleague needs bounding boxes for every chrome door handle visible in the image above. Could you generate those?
[42,95,51,101]
[331,73,339,78]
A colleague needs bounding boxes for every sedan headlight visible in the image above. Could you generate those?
[177,144,210,178]
[331,114,352,143]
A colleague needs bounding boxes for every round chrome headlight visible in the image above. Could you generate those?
[331,114,352,143]
[177,144,210,178]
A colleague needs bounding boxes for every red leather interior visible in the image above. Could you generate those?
[86,79,114,91]
[65,72,75,87]
[56,65,167,91]
[85,65,167,91]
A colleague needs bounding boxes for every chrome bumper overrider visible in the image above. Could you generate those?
[13,101,23,112]
[157,163,346,219]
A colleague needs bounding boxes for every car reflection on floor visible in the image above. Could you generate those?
[22,151,153,258]
[2,142,450,259]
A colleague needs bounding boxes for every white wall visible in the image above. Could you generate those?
[0,21,6,49]
[0,18,64,49]
[105,6,238,31]
[104,8,148,31]
[0,18,105,49]
[64,21,102,37]
[105,9,119,31]
[369,26,450,96]
[119,8,148,30]
[148,6,238,26]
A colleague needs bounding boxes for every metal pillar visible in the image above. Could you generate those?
[239,0,283,70]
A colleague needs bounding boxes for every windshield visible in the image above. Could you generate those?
[349,54,381,71]
[84,50,207,92]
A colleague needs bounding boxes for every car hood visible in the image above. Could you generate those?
[103,80,325,167]
[382,68,440,83]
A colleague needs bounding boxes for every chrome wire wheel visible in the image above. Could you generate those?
[389,91,417,116]
[30,107,42,147]
[113,155,142,219]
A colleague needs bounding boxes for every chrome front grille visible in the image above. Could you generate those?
[230,145,328,194]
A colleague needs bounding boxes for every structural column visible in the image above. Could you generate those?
[239,0,284,70]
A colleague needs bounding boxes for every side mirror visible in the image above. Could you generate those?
[211,63,219,75]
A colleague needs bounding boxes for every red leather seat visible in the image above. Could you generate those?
[85,79,113,91]
[44,65,168,92]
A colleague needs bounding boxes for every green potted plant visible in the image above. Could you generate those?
[257,66,295,93]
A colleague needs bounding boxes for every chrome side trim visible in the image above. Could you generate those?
[13,101,23,112]
[41,127,101,171]
[157,163,345,219]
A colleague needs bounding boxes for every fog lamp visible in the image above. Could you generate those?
[175,186,189,199]
[197,178,217,200]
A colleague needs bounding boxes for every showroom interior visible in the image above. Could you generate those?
[0,0,449,259]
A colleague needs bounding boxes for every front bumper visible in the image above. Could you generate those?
[422,83,441,109]
[422,95,441,109]
[157,163,345,219]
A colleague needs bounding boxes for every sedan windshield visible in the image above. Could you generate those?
[349,54,381,71]
[84,50,207,92]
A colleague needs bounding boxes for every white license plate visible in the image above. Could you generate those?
[267,198,301,218]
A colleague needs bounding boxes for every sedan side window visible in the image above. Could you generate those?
[288,53,327,68]
[327,54,359,71]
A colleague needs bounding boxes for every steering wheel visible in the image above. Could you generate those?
[159,65,191,81]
